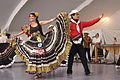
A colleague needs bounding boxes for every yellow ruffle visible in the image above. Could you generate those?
[21,25,30,34]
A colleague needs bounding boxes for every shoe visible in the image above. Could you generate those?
[34,74,42,79]
[60,63,67,67]
[116,65,120,69]
[85,72,92,76]
[67,73,72,76]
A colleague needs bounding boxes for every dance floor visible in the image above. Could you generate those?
[0,63,120,80]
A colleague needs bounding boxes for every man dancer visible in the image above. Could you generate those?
[67,10,103,76]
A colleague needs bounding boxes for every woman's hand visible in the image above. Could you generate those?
[50,14,61,22]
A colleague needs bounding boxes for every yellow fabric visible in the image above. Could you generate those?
[21,25,30,34]
[37,35,42,42]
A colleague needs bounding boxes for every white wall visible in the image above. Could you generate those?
[0,0,21,29]
[9,0,84,34]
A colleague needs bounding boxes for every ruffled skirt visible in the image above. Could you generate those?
[0,43,16,68]
[15,12,72,73]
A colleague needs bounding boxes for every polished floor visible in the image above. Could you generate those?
[0,63,120,80]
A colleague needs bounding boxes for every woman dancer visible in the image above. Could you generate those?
[13,12,71,79]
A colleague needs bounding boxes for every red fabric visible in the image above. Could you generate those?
[70,17,101,37]
[24,33,31,36]
[21,27,32,36]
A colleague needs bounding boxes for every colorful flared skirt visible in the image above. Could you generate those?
[0,43,16,68]
[15,12,72,73]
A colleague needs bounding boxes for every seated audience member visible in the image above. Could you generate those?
[92,33,103,61]
[116,56,120,69]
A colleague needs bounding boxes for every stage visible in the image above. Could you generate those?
[0,63,120,80]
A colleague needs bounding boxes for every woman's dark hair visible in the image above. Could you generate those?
[30,13,45,37]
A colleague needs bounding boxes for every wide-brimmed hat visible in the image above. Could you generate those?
[69,9,79,16]
[84,31,89,34]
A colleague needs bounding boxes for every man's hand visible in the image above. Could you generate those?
[99,14,104,18]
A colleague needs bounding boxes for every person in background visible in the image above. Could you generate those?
[45,25,54,35]
[0,33,8,43]
[0,30,15,69]
[67,9,103,76]
[92,33,102,56]
[0,34,2,43]
[116,56,120,69]
[6,33,11,39]
[83,32,92,62]
[92,33,102,45]
[0,29,2,43]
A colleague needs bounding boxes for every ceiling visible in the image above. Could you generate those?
[0,0,120,33]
